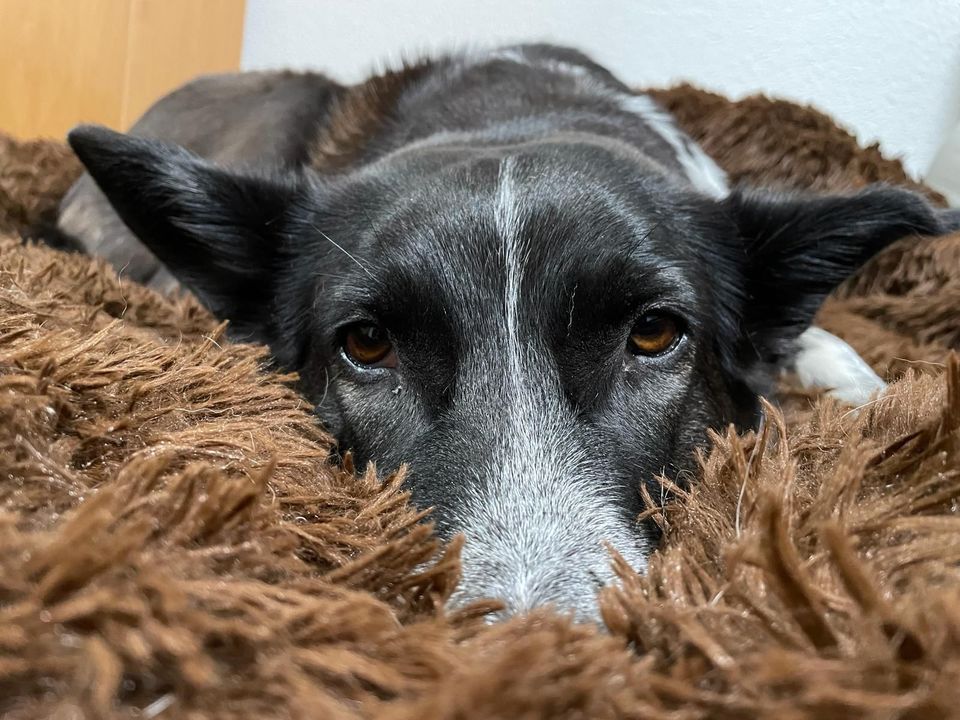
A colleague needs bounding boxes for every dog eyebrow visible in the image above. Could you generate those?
[562,258,701,333]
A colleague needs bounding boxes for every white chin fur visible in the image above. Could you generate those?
[792,327,886,406]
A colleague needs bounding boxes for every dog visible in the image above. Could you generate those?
[58,44,959,621]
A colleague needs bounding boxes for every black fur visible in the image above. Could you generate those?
[21,222,86,253]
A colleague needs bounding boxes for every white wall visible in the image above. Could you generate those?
[241,0,960,178]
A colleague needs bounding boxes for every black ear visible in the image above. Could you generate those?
[728,185,954,365]
[67,124,300,344]
[943,208,960,232]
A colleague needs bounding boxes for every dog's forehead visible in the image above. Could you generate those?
[360,147,704,314]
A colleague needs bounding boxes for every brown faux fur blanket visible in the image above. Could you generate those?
[2,86,960,719]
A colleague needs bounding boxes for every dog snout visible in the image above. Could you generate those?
[437,422,650,622]
[451,528,622,622]
[410,349,652,621]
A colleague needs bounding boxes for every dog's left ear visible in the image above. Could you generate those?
[67,124,301,352]
[728,185,957,365]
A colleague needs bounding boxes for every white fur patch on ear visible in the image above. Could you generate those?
[792,327,886,406]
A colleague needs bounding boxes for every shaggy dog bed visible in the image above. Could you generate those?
[2,86,960,719]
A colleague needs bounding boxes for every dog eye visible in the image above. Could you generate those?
[629,313,683,356]
[341,323,397,368]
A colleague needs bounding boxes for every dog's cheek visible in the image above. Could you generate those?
[312,400,346,445]
[295,359,346,439]
[592,371,672,478]
[333,379,431,473]
[608,361,718,485]
[668,376,723,471]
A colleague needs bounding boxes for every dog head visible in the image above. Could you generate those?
[68,124,954,619]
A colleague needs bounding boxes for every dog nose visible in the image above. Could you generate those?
[451,575,607,624]
[447,529,628,624]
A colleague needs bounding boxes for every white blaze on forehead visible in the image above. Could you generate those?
[447,157,652,621]
[621,94,730,199]
[492,155,555,509]
[495,155,523,375]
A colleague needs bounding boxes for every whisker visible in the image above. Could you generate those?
[318,367,340,409]
[634,221,662,249]
[310,223,376,280]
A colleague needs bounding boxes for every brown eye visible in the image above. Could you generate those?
[629,313,683,356]
[342,323,397,368]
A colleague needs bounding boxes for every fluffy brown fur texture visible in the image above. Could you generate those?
[0,133,81,237]
[2,87,960,719]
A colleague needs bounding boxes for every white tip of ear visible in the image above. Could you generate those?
[792,327,887,407]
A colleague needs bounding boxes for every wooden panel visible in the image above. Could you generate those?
[0,0,245,139]
[121,0,245,128]
[0,0,131,138]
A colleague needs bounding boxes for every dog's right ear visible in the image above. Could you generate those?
[726,184,955,372]
[68,125,300,345]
